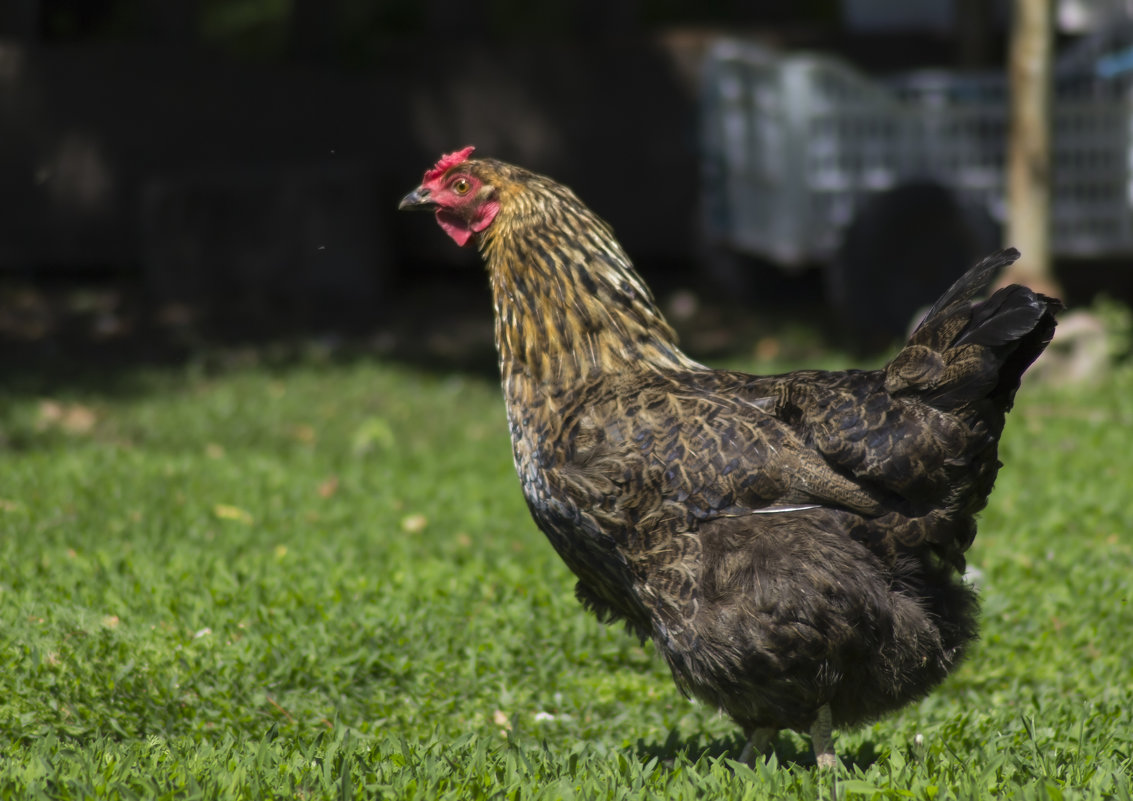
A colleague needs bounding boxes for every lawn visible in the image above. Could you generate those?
[1,349,1130,799]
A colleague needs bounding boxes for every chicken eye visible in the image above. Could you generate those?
[452,178,471,195]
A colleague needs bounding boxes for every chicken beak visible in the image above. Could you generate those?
[398,187,435,211]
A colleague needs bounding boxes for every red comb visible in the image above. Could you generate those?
[423,146,475,183]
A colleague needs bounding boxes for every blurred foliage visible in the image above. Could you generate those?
[1091,294,1133,361]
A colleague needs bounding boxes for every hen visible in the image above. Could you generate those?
[399,147,1059,768]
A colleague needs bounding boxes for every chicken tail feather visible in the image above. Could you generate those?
[886,249,1061,413]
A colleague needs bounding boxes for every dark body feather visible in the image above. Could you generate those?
[401,156,1060,754]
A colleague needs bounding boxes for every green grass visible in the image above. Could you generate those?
[1,352,1131,799]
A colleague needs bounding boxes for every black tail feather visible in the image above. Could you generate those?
[913,247,1020,335]
[984,293,1061,408]
[956,285,1056,350]
[890,248,1061,413]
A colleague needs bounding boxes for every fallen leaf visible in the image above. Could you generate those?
[401,514,428,533]
[351,417,395,455]
[290,424,316,444]
[64,405,96,433]
[317,476,339,499]
[213,504,253,524]
[37,400,97,434]
[755,336,781,362]
[37,399,63,425]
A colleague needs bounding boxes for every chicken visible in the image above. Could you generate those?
[399,147,1060,768]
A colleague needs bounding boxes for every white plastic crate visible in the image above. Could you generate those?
[702,24,1133,265]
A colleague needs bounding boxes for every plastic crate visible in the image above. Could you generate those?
[701,26,1133,265]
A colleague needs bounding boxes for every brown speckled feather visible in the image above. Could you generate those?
[402,155,1060,754]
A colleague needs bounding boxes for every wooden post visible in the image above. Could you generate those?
[1005,0,1062,294]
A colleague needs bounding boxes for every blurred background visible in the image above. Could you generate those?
[1,0,1131,374]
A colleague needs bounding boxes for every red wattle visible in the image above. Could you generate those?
[436,210,473,247]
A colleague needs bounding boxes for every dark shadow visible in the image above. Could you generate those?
[633,728,749,765]
[2,27,1126,397]
[633,728,882,772]
[0,30,710,395]
[829,181,1001,346]
[0,250,857,401]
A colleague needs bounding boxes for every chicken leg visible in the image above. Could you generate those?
[810,705,837,769]
[738,726,776,765]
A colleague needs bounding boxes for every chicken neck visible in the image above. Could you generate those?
[478,203,702,404]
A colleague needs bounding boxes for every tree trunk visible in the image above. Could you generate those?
[1004,0,1062,294]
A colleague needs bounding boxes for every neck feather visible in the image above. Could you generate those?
[478,186,700,390]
